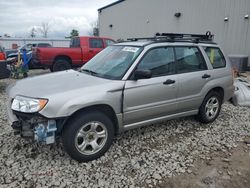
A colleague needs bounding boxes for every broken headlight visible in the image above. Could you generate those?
[11,95,48,113]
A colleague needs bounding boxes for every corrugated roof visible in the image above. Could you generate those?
[98,0,125,12]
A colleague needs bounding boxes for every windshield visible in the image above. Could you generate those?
[81,45,143,80]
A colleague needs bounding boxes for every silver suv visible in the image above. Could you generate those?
[7,33,234,162]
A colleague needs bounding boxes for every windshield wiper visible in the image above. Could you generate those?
[80,69,99,76]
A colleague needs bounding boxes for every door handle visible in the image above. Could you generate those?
[163,79,175,85]
[89,50,94,53]
[202,74,211,79]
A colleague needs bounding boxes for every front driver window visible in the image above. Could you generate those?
[137,47,175,77]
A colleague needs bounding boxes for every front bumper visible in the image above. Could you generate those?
[7,100,58,144]
[11,115,57,144]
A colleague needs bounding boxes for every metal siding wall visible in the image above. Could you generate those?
[99,0,250,65]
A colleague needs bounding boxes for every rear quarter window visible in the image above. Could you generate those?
[105,39,115,46]
[203,47,226,68]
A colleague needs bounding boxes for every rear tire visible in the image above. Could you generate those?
[62,111,115,162]
[53,59,71,72]
[197,91,222,123]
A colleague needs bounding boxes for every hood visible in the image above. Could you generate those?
[8,69,123,99]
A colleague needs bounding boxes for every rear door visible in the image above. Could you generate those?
[175,46,211,112]
[123,46,178,126]
[87,38,104,60]
[69,37,82,64]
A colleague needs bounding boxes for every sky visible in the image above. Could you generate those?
[0,0,117,38]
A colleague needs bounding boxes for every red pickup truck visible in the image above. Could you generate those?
[32,36,115,71]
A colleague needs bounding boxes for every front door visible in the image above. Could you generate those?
[123,46,178,125]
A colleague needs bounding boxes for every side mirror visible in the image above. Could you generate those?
[134,69,152,80]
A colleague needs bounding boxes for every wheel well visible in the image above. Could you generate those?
[61,104,119,135]
[208,87,224,100]
[54,55,72,65]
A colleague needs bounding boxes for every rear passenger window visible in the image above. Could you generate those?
[203,47,226,68]
[137,47,175,77]
[89,38,104,48]
[175,47,207,73]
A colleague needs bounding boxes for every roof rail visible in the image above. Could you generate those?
[127,31,214,44]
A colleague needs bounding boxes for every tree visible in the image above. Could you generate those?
[30,27,36,38]
[88,20,99,36]
[39,22,50,38]
[70,29,79,38]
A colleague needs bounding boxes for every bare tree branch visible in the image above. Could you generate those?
[89,20,99,36]
[30,27,36,38]
[39,22,50,38]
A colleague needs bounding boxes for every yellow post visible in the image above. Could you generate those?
[17,50,21,67]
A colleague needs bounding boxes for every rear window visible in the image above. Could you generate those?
[203,47,226,68]
[70,37,80,48]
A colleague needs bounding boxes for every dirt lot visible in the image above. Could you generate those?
[0,70,249,188]
[160,140,250,188]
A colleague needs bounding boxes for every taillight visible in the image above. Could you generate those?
[231,67,237,84]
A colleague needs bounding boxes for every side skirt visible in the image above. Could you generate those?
[123,110,198,131]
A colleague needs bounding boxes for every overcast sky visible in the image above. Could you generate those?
[0,0,117,38]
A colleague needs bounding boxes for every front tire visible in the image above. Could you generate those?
[197,91,222,123]
[62,111,115,162]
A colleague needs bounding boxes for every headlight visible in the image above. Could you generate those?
[11,96,48,113]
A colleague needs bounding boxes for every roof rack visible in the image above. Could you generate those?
[127,31,215,44]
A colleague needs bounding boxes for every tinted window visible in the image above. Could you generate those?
[70,37,80,48]
[203,47,226,68]
[175,47,207,73]
[105,39,115,46]
[89,38,104,48]
[37,43,52,47]
[137,47,175,77]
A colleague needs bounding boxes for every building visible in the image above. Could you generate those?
[98,0,250,67]
[0,38,70,49]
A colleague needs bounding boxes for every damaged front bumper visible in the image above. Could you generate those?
[9,111,58,145]
[7,96,63,144]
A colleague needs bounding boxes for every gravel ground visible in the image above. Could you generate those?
[0,72,250,187]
